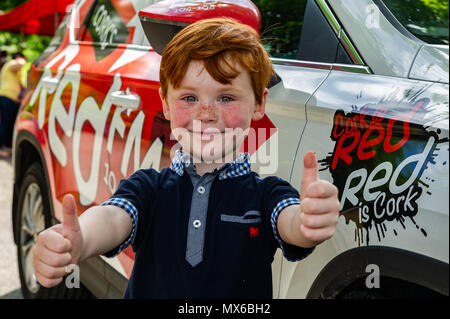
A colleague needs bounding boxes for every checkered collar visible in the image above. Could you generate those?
[169,150,251,180]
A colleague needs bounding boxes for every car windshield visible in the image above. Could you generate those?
[383,0,449,45]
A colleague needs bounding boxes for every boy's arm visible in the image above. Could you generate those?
[78,203,133,262]
[33,194,132,288]
[276,152,340,249]
[10,58,26,72]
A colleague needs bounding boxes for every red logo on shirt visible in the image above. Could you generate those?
[249,227,259,238]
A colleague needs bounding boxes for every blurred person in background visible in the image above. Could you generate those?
[0,51,26,157]
[0,50,7,71]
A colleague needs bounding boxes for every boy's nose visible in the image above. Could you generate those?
[196,103,217,122]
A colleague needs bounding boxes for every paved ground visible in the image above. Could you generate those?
[0,155,23,299]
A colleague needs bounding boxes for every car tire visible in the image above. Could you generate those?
[16,162,94,299]
[335,276,445,299]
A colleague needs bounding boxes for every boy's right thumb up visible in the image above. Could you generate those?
[61,194,83,264]
[62,194,80,235]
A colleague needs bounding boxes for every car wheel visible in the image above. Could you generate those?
[16,162,94,299]
[335,276,445,299]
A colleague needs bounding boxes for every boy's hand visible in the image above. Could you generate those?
[32,194,83,288]
[298,152,340,244]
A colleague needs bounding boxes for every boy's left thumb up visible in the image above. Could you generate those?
[300,151,319,201]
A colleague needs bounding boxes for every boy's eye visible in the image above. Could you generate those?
[183,96,197,103]
[219,96,234,103]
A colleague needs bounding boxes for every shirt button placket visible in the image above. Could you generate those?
[193,185,205,230]
[185,174,215,267]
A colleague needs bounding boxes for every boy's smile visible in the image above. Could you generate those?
[160,59,268,165]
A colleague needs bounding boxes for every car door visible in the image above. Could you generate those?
[250,0,364,297]
[32,0,134,212]
[71,0,164,293]
[25,0,111,220]
[284,0,449,298]
[71,0,155,209]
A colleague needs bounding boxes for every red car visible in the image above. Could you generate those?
[12,0,448,299]
[13,0,268,299]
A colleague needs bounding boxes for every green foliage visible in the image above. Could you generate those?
[253,0,307,59]
[383,0,449,44]
[0,0,52,63]
[0,31,51,63]
[0,0,27,12]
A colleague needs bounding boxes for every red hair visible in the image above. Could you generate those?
[159,18,274,104]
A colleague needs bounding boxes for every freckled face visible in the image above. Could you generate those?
[160,60,267,162]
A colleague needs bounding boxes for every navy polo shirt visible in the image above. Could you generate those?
[101,151,314,298]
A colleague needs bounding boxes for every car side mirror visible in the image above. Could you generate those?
[139,0,261,55]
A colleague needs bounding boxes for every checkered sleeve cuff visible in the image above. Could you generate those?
[100,198,138,258]
[271,197,314,262]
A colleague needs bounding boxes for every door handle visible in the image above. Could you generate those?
[111,90,141,110]
[41,76,60,91]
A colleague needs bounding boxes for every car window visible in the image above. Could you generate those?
[253,0,307,59]
[77,0,130,47]
[253,0,352,64]
[141,34,151,47]
[33,10,71,66]
[132,0,161,47]
[382,0,449,45]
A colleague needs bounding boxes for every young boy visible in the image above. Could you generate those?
[33,18,340,298]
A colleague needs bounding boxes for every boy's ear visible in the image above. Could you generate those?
[159,88,171,120]
[252,88,268,121]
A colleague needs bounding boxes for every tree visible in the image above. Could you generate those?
[253,0,307,59]
[383,0,449,44]
[0,0,27,12]
[0,0,52,63]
